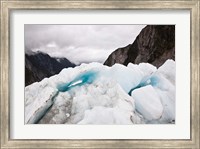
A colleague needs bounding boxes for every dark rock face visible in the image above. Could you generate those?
[104,25,175,67]
[25,52,76,86]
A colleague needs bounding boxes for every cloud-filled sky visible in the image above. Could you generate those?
[25,25,145,65]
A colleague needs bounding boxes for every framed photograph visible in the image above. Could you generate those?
[1,0,199,148]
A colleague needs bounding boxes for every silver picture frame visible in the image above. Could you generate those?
[1,0,199,148]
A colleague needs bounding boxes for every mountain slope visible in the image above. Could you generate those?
[104,25,175,67]
[25,52,76,86]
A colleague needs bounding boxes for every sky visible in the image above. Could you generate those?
[25,25,146,65]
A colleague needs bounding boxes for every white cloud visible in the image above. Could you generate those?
[25,25,146,64]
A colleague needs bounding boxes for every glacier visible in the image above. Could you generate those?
[25,59,175,124]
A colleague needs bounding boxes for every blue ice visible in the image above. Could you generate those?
[57,70,99,92]
[128,75,159,95]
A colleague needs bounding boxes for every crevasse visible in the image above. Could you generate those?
[57,70,99,92]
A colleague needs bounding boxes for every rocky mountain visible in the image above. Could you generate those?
[25,52,76,86]
[104,25,175,68]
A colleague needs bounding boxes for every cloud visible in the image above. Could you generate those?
[25,25,145,64]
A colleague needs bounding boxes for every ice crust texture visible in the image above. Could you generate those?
[25,59,175,124]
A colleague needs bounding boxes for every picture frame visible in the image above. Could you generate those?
[1,0,199,148]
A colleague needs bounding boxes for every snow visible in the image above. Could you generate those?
[25,59,175,124]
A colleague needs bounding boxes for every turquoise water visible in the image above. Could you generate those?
[57,70,99,92]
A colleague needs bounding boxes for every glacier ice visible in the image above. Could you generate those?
[25,86,58,124]
[131,85,163,121]
[57,70,99,92]
[25,60,175,124]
